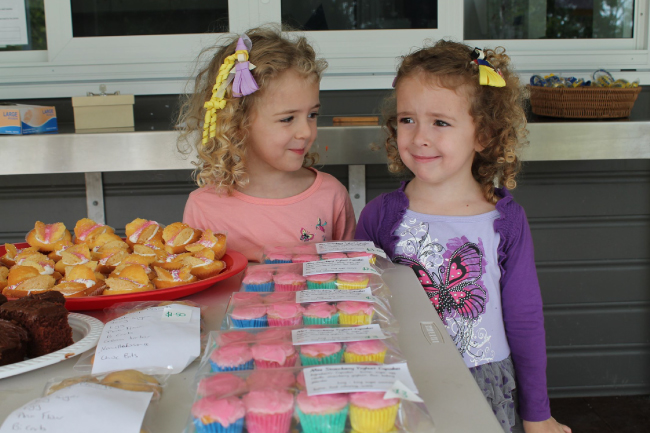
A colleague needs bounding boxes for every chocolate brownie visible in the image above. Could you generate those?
[0,292,73,357]
[30,290,66,305]
[0,293,7,306]
[0,319,30,366]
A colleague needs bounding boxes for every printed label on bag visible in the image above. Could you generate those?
[303,257,380,276]
[292,324,386,345]
[295,288,376,303]
[384,379,424,402]
[304,363,419,396]
[315,241,387,258]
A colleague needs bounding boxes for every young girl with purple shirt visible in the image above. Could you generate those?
[356,40,571,433]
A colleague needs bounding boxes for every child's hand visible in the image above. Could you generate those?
[523,417,571,433]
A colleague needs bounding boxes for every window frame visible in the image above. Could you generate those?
[0,0,648,99]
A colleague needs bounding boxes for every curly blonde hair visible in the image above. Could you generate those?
[177,26,327,194]
[384,40,528,204]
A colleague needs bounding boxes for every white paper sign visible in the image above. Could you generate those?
[295,288,376,303]
[303,257,380,276]
[316,241,387,258]
[92,304,200,375]
[304,363,419,396]
[384,379,424,402]
[0,0,29,46]
[0,382,152,433]
[292,324,386,345]
[161,305,192,323]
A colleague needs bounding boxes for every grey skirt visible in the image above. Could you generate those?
[469,357,524,433]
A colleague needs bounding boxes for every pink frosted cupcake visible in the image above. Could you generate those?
[291,254,320,264]
[336,273,370,290]
[254,327,293,342]
[349,392,399,433]
[272,272,306,292]
[303,302,339,325]
[320,252,348,260]
[299,342,344,365]
[231,292,264,306]
[262,292,296,303]
[344,339,387,363]
[266,302,303,327]
[264,252,293,264]
[217,330,255,346]
[197,373,247,398]
[243,389,295,433]
[209,343,254,372]
[191,395,246,433]
[306,273,337,290]
[230,305,267,328]
[251,340,298,369]
[337,301,374,325]
[242,270,274,292]
[346,251,377,263]
[246,370,296,391]
[296,391,350,433]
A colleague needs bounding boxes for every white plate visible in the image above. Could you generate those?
[0,313,104,379]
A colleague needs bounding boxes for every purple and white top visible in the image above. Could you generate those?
[393,209,510,368]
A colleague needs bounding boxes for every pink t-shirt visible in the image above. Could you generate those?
[183,169,356,261]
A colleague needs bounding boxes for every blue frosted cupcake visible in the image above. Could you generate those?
[192,395,246,433]
[242,271,274,292]
[209,343,254,372]
[296,391,349,433]
[230,305,267,328]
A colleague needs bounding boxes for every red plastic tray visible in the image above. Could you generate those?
[1,242,248,311]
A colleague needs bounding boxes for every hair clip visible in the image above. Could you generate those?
[391,76,398,88]
[202,34,259,147]
[471,48,506,88]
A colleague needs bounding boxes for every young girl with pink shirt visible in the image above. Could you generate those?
[356,41,570,433]
[179,27,356,261]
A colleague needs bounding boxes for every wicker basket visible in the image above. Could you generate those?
[528,85,642,119]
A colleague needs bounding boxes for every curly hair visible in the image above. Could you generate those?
[384,40,528,204]
[177,26,327,194]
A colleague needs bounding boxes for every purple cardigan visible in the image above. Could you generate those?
[355,183,551,422]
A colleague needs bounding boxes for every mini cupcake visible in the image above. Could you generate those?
[243,389,294,433]
[349,392,399,433]
[251,340,298,369]
[291,254,320,264]
[217,330,254,347]
[306,273,337,290]
[303,302,339,325]
[273,272,306,292]
[266,302,303,327]
[299,342,344,366]
[231,292,264,306]
[337,301,374,325]
[346,251,377,264]
[242,271,274,292]
[320,252,348,260]
[246,370,296,391]
[209,343,254,372]
[254,328,293,342]
[296,391,349,433]
[344,339,387,364]
[197,373,247,398]
[191,395,246,433]
[230,305,267,328]
[336,273,370,290]
[264,253,293,264]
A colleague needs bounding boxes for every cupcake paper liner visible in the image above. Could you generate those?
[275,283,306,292]
[299,348,344,366]
[303,313,339,325]
[209,359,254,373]
[306,281,337,290]
[264,259,292,264]
[343,350,387,364]
[268,316,303,327]
[245,409,293,433]
[254,353,298,369]
[296,406,349,433]
[336,280,369,290]
[243,282,274,292]
[338,311,374,325]
[232,316,268,328]
[192,416,245,433]
[349,404,399,433]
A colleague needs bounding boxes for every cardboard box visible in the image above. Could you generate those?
[72,94,135,130]
[0,104,58,135]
